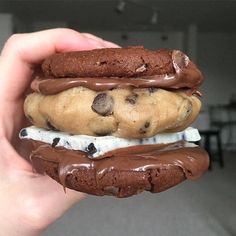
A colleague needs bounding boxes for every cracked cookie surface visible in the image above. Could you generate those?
[42,46,175,78]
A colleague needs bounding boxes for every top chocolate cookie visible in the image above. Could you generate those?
[42,46,179,78]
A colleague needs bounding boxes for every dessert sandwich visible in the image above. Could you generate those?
[20,46,209,198]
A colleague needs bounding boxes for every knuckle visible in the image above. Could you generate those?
[1,33,24,54]
[5,33,22,45]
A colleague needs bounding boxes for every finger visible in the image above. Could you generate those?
[0,138,31,172]
[0,28,110,102]
[5,169,86,231]
[1,28,108,63]
[82,33,106,42]
[30,175,86,227]
[82,32,120,48]
[21,173,86,228]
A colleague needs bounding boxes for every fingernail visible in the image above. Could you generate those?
[83,33,104,42]
[87,38,105,48]
[104,41,121,48]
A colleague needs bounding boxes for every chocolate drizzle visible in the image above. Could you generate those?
[30,141,209,190]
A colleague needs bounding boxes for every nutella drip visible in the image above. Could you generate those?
[30,141,209,189]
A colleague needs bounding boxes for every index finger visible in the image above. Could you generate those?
[0,28,119,101]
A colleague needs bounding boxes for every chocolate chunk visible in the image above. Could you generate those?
[66,141,72,148]
[172,50,189,72]
[92,93,114,116]
[125,93,138,105]
[139,122,150,134]
[95,61,107,66]
[139,139,144,144]
[94,131,112,136]
[104,186,119,196]
[86,143,97,155]
[20,129,27,137]
[52,138,60,147]
[46,120,59,131]
[136,64,147,73]
[148,87,158,93]
[186,108,191,115]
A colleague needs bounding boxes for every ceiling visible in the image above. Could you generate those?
[0,0,236,32]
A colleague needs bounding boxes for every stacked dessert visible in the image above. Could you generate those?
[20,46,209,198]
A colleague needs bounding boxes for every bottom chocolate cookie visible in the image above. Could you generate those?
[29,141,209,198]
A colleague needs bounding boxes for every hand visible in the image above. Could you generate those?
[0,28,119,236]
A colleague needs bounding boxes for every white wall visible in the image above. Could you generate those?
[0,14,13,49]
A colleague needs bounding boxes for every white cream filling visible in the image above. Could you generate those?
[20,126,200,159]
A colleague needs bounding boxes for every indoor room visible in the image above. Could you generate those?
[0,1,235,236]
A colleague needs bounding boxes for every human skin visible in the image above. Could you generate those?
[0,28,119,236]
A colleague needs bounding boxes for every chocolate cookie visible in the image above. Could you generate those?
[30,141,209,198]
[42,46,176,78]
[24,87,201,138]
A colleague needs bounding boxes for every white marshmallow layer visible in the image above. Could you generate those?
[19,126,201,159]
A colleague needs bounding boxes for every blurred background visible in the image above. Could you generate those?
[0,0,236,235]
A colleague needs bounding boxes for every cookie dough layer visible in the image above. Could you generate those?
[24,87,201,139]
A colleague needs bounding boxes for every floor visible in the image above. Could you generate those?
[43,152,236,236]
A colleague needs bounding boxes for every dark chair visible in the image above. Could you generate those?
[198,130,224,169]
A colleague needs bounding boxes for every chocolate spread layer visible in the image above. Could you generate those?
[30,141,209,189]
[32,71,200,95]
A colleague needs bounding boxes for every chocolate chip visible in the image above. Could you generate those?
[66,141,72,147]
[125,93,138,105]
[186,108,191,115]
[104,186,119,196]
[148,87,158,93]
[96,61,107,66]
[92,93,114,116]
[52,137,60,147]
[20,129,27,137]
[46,120,59,131]
[136,64,147,73]
[94,131,112,136]
[139,121,150,134]
[86,143,97,155]
[172,50,189,72]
